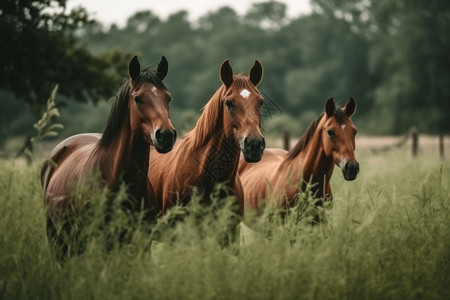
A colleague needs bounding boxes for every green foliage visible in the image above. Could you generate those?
[3,0,449,137]
[311,0,450,134]
[13,85,65,162]
[0,151,449,299]
[33,85,64,142]
[0,0,129,118]
[2,0,449,137]
[75,0,449,135]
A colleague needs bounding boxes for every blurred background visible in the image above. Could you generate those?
[1,0,449,156]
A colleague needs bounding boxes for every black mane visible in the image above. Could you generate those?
[98,67,167,147]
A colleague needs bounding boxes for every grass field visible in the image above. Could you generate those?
[1,149,449,299]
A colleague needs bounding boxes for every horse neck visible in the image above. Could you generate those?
[96,114,149,198]
[207,132,240,178]
[282,122,334,197]
[189,117,240,190]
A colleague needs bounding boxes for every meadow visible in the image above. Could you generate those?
[0,149,449,299]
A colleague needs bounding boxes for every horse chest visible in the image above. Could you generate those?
[201,143,239,185]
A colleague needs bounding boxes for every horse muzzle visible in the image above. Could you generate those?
[241,136,265,163]
[153,129,177,154]
[341,161,359,181]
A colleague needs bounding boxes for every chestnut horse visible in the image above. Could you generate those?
[41,56,176,249]
[148,60,265,222]
[239,97,359,212]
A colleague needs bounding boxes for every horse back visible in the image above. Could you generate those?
[238,148,287,210]
[41,133,101,199]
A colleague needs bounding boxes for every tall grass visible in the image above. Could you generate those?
[0,151,449,299]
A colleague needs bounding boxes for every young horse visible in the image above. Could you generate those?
[238,97,359,212]
[148,59,265,220]
[41,56,176,247]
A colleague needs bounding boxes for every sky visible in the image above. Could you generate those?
[66,0,312,28]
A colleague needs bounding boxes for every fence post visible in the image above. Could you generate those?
[439,133,444,160]
[283,130,290,151]
[411,129,418,158]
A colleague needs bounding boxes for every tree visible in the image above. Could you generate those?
[312,0,450,134]
[245,0,288,30]
[0,0,128,118]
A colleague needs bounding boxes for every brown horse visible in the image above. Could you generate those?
[239,97,359,211]
[41,56,176,244]
[148,59,265,220]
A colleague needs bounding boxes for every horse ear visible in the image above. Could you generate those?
[344,97,357,117]
[157,56,168,81]
[129,56,140,81]
[249,60,263,86]
[325,97,336,117]
[220,59,234,88]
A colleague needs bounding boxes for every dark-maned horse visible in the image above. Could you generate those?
[239,97,359,213]
[148,60,265,236]
[41,56,176,254]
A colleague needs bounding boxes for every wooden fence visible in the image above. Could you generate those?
[282,129,446,160]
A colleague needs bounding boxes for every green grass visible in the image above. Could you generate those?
[0,151,449,299]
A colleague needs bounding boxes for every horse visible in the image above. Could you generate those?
[147,59,265,238]
[238,97,359,214]
[40,56,177,254]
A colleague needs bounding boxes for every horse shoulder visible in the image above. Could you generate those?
[148,138,193,212]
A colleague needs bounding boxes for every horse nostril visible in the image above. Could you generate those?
[155,129,176,146]
[155,129,162,143]
[244,137,265,153]
[345,161,359,174]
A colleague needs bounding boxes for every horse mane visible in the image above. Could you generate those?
[286,105,347,161]
[286,112,324,161]
[186,75,256,150]
[98,67,167,147]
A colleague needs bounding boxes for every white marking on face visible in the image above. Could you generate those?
[240,89,251,99]
[151,86,158,96]
[339,157,348,170]
[341,124,346,130]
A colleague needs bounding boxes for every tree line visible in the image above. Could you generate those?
[1,0,449,142]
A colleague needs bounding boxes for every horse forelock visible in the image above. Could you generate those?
[99,68,166,147]
[132,67,167,90]
[335,106,345,125]
[228,75,260,96]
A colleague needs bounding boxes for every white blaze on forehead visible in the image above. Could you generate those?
[151,86,158,96]
[341,124,346,130]
[240,89,251,99]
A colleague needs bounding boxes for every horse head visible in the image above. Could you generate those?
[220,59,265,163]
[128,56,176,153]
[322,97,359,181]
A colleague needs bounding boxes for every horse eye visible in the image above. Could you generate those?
[225,100,234,109]
[134,96,144,104]
[260,100,264,107]
[354,130,358,136]
[168,97,172,103]
[327,129,336,137]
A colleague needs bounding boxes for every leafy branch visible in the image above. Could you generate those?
[33,84,64,143]
[17,85,64,162]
